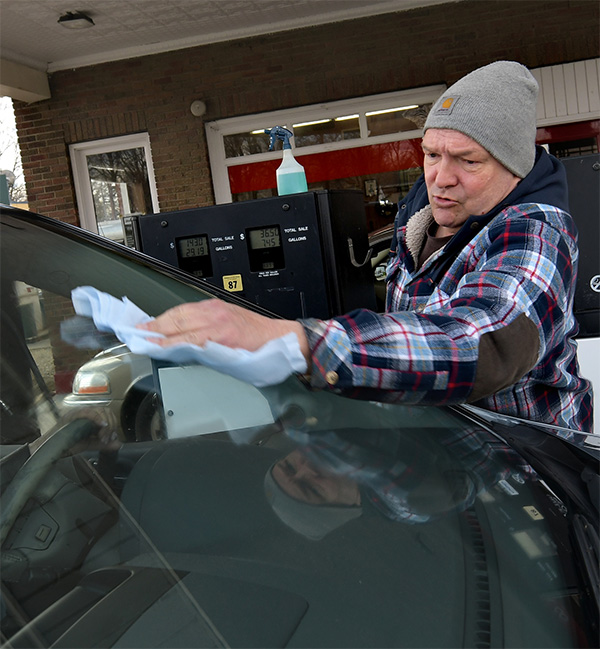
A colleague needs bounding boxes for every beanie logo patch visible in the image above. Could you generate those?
[435,95,460,115]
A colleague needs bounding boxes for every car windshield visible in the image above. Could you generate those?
[1,206,598,648]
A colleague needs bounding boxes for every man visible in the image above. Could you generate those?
[138,61,593,432]
[264,424,536,539]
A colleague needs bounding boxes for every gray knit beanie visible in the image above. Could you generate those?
[424,61,539,178]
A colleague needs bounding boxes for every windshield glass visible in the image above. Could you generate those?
[1,208,596,648]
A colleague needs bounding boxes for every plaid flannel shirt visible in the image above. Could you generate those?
[301,172,593,433]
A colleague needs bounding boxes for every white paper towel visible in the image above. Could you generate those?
[70,286,307,388]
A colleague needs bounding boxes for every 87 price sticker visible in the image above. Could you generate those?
[222,274,243,292]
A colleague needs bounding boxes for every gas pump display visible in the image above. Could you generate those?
[247,225,284,272]
[176,234,213,278]
[136,190,376,319]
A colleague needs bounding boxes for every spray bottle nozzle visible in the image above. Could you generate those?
[264,126,293,151]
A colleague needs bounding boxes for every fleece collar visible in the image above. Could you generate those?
[404,205,435,266]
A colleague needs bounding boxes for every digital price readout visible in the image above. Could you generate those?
[175,234,213,278]
[248,226,280,249]
[246,225,285,272]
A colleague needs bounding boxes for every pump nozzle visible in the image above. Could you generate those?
[264,126,293,151]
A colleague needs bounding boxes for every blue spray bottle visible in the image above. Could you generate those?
[265,126,308,195]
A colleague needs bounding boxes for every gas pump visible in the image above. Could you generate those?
[134,190,377,319]
[561,153,599,338]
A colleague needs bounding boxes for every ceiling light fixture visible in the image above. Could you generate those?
[292,119,331,128]
[57,11,95,29]
[365,105,419,117]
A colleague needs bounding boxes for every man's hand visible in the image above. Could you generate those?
[137,299,311,364]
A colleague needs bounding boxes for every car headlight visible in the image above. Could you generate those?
[374,264,387,280]
[72,371,111,395]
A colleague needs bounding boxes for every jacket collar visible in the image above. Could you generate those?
[404,205,435,267]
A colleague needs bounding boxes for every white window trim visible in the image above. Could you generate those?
[70,133,160,233]
[532,58,600,127]
[205,85,446,204]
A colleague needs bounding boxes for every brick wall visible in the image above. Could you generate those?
[14,0,600,223]
[41,291,92,393]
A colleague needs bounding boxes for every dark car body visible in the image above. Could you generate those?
[1,204,598,648]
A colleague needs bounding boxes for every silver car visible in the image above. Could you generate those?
[63,344,159,442]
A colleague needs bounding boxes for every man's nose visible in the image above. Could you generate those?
[434,158,458,187]
[293,461,318,480]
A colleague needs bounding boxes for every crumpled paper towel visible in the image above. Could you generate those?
[67,286,307,388]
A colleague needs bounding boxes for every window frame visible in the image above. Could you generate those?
[205,86,446,204]
[70,133,160,235]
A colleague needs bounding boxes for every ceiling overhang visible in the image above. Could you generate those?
[0,59,51,103]
[0,0,457,103]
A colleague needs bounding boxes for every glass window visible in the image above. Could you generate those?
[2,281,101,443]
[0,209,208,443]
[87,148,153,236]
[549,137,598,158]
[366,103,431,137]
[70,134,159,245]
[205,86,446,203]
[222,116,362,159]
[224,130,272,158]
[228,138,425,231]
[293,116,361,147]
[1,206,597,648]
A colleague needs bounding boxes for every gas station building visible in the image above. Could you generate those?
[4,0,598,236]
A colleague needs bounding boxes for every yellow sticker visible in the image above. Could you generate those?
[223,274,243,292]
[523,505,544,521]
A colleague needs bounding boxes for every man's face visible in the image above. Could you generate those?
[272,450,361,506]
[422,129,520,236]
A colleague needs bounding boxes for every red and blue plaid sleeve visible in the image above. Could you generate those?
[300,203,593,432]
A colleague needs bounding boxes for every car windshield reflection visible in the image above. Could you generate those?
[1,206,598,648]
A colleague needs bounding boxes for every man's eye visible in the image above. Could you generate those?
[281,459,296,476]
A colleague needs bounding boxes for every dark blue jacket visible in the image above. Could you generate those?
[301,147,593,432]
